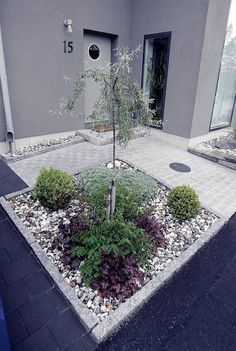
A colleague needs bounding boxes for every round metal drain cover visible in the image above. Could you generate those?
[169,162,191,173]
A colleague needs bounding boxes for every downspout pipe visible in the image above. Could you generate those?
[0,23,15,155]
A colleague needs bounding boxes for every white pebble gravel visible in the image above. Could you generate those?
[9,160,218,322]
[5,131,82,157]
[199,132,236,157]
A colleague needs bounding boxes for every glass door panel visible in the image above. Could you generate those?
[210,0,236,129]
[142,33,171,128]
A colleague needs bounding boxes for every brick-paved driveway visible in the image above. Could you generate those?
[0,160,27,197]
[0,161,96,351]
[0,207,96,351]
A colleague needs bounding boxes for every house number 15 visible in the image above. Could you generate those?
[63,40,73,53]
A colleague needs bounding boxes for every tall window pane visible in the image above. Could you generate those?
[142,34,171,127]
[210,0,236,129]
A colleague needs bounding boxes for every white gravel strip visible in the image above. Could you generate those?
[5,131,82,157]
[200,132,236,157]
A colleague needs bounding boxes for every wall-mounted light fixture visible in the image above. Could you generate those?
[64,19,72,33]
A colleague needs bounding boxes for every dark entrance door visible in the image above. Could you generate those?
[142,32,171,128]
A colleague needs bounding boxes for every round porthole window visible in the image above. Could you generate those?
[88,44,100,60]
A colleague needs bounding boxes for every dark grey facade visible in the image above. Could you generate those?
[0,0,234,148]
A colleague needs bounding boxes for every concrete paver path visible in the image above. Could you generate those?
[10,132,236,219]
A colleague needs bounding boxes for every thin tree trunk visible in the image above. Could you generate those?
[112,97,116,169]
[110,94,116,217]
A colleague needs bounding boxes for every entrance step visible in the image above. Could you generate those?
[188,146,236,171]
[77,127,150,146]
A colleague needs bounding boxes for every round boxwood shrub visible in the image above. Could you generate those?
[34,168,75,210]
[167,185,200,220]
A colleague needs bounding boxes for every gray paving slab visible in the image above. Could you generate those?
[10,131,236,219]
[10,142,112,186]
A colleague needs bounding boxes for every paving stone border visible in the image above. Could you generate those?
[0,162,226,343]
[188,147,236,171]
[0,137,85,164]
[77,127,150,146]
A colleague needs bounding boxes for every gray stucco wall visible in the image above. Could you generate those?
[190,0,231,138]
[130,0,209,138]
[0,0,132,139]
[0,0,232,141]
[0,83,6,141]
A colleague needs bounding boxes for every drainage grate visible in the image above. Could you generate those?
[169,162,191,173]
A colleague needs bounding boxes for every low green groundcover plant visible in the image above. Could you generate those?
[71,216,153,285]
[167,185,201,220]
[34,167,75,210]
[75,166,158,219]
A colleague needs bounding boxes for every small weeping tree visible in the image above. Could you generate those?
[63,46,154,217]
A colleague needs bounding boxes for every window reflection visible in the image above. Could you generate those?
[210,0,236,129]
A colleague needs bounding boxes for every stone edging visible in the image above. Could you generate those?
[0,197,99,333]
[188,147,236,171]
[91,217,225,342]
[0,162,227,343]
[77,128,149,146]
[0,137,85,164]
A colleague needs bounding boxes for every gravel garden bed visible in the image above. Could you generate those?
[8,160,218,322]
[2,131,84,162]
[188,131,236,170]
[200,131,236,157]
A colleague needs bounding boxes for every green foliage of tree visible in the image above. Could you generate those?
[63,46,153,167]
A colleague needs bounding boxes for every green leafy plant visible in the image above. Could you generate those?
[53,47,156,217]
[71,217,153,284]
[76,166,158,219]
[167,185,201,220]
[34,168,75,210]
